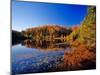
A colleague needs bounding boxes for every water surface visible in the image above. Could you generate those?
[12,40,70,74]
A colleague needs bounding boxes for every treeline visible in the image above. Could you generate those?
[12,30,26,45]
[66,6,96,50]
[22,25,72,41]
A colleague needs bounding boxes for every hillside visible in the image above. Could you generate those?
[22,25,72,41]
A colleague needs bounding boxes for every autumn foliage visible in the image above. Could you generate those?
[57,6,96,70]
[22,25,72,41]
[63,44,96,70]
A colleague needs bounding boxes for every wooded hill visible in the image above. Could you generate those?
[21,25,72,41]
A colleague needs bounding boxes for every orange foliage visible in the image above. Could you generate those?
[71,40,81,47]
[71,25,80,31]
[63,44,96,70]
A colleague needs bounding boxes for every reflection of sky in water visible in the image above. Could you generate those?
[12,44,65,74]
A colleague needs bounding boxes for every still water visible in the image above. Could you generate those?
[12,40,70,74]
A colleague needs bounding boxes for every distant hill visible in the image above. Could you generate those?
[22,25,72,41]
[12,30,26,45]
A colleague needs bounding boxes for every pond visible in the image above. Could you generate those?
[12,40,70,74]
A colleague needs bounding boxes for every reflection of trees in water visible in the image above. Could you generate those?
[12,40,22,46]
[21,39,69,51]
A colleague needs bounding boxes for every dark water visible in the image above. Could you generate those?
[12,40,70,74]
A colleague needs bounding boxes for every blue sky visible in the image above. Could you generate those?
[12,0,88,31]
